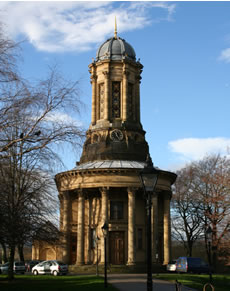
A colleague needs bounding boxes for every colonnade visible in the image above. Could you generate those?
[61,187,171,266]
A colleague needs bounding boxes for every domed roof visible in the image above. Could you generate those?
[96,36,136,62]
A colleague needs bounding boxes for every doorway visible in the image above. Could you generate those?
[109,231,125,265]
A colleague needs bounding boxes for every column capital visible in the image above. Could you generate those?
[90,74,97,80]
[152,192,158,199]
[163,190,172,200]
[127,187,138,194]
[135,75,142,83]
[100,187,109,195]
[90,74,97,84]
[103,70,109,78]
[123,70,130,77]
[77,189,84,198]
[61,191,69,200]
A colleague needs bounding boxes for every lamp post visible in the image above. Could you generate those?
[139,156,159,291]
[102,222,108,288]
[206,226,212,283]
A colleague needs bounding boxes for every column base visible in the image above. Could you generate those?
[126,262,136,266]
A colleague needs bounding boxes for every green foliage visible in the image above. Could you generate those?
[154,273,230,291]
[0,275,118,291]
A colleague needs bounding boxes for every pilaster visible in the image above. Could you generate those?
[103,71,109,121]
[135,75,141,123]
[91,73,97,125]
[122,69,129,121]
[77,189,85,265]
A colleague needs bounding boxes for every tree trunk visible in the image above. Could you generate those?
[17,244,24,262]
[8,244,15,281]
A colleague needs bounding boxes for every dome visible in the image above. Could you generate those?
[96,37,136,62]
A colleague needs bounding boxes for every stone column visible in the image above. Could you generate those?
[62,191,70,264]
[77,189,85,265]
[135,76,141,123]
[91,74,97,125]
[58,194,64,231]
[32,243,39,260]
[151,193,158,263]
[103,71,109,121]
[86,197,92,264]
[163,192,171,265]
[123,70,128,121]
[127,188,136,265]
[100,187,108,264]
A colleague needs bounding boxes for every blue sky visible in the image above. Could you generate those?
[1,1,230,173]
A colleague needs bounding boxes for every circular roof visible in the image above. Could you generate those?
[96,37,136,62]
[75,160,145,170]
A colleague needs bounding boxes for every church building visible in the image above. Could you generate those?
[32,28,176,267]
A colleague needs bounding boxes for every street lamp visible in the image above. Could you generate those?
[139,156,159,291]
[206,226,212,283]
[102,222,108,288]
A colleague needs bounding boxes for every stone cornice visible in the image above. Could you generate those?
[55,166,176,193]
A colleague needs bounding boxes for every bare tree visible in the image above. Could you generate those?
[0,68,84,159]
[172,155,230,271]
[193,154,230,271]
[0,139,62,279]
[0,24,84,280]
[172,166,203,256]
[0,23,20,83]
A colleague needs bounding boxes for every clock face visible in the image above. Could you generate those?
[110,129,123,142]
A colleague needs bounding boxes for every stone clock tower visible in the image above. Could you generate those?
[80,30,148,164]
[32,28,176,268]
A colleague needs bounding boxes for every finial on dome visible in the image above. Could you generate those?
[114,16,117,39]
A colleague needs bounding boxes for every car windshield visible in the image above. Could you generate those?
[57,261,66,265]
[15,262,25,266]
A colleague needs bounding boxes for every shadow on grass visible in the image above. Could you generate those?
[0,275,118,291]
[154,273,230,291]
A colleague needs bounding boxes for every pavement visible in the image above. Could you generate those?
[108,274,198,291]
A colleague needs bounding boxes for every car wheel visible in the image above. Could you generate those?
[33,270,38,275]
[53,270,58,276]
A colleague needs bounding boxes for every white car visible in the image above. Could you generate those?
[32,260,68,276]
[166,260,177,272]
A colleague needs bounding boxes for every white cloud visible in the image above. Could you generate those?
[219,48,230,63]
[168,137,230,162]
[43,111,83,127]
[0,1,176,53]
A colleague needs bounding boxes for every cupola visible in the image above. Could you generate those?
[96,37,136,62]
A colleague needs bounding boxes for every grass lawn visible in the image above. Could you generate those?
[0,274,119,291]
[154,273,230,291]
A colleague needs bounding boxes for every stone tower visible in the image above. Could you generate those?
[33,28,176,267]
[80,32,148,164]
